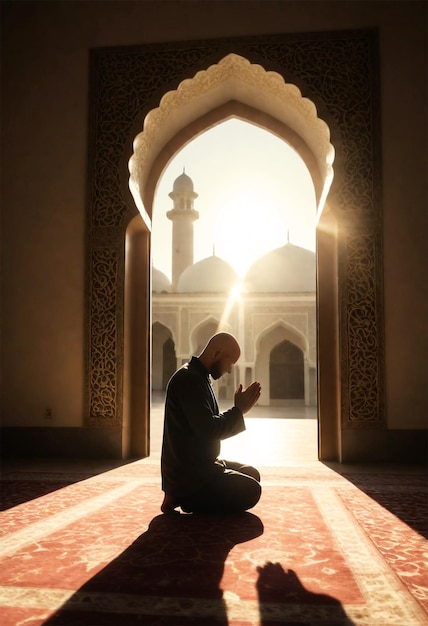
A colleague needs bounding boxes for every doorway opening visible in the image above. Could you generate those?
[149,118,319,464]
[270,341,304,404]
[127,53,336,464]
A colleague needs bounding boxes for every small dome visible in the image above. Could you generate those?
[177,255,239,293]
[244,243,316,292]
[172,171,194,193]
[152,267,172,293]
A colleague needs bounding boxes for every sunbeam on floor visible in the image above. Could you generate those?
[150,397,318,465]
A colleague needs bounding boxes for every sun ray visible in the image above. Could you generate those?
[219,281,243,330]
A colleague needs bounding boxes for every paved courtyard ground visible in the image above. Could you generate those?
[150,395,318,466]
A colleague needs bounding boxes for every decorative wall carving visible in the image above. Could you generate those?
[342,233,384,426]
[87,247,122,427]
[86,30,384,430]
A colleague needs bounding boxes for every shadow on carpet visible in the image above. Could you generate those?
[44,512,354,625]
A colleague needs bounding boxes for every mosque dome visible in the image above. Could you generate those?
[172,171,194,193]
[152,267,172,293]
[244,242,316,292]
[177,255,239,293]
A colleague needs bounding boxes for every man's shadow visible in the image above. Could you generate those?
[44,511,264,625]
[257,561,355,625]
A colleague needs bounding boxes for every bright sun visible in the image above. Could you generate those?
[213,180,288,278]
[151,119,317,282]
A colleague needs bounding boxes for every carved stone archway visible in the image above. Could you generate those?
[86,30,384,462]
[129,53,333,218]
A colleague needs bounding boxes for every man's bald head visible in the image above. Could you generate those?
[198,332,241,379]
[202,332,240,357]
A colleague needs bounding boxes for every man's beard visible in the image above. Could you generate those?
[210,361,222,380]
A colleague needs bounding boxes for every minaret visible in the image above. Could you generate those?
[167,169,199,290]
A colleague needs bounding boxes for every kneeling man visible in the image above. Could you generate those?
[161,332,262,514]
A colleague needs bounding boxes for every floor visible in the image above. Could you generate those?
[148,397,424,477]
[1,400,426,625]
[149,397,319,466]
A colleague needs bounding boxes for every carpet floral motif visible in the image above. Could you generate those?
[0,462,426,626]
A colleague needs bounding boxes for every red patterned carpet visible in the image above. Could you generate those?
[0,460,427,626]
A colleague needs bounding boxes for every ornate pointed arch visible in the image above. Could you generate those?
[129,53,334,219]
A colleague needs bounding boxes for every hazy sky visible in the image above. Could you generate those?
[152,119,317,280]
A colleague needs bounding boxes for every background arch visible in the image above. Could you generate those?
[190,318,221,355]
[255,321,311,407]
[152,322,176,393]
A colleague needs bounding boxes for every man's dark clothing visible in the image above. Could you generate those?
[161,357,261,512]
[178,460,261,514]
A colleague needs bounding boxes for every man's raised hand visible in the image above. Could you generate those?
[234,381,261,414]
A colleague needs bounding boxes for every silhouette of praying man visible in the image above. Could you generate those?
[161,332,262,514]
